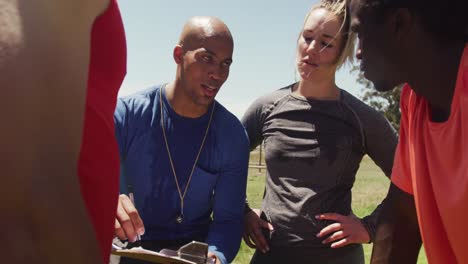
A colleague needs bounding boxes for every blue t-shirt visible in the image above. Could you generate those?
[114,84,249,263]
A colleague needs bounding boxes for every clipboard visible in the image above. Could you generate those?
[112,247,195,264]
[111,241,215,264]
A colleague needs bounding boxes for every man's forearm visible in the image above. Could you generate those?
[371,183,422,264]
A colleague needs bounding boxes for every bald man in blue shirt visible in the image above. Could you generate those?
[113,16,249,264]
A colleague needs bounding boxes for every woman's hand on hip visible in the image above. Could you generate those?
[315,212,370,248]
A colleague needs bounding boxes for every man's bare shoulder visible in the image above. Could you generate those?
[0,0,110,33]
[0,0,110,67]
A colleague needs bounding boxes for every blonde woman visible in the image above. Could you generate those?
[242,1,397,263]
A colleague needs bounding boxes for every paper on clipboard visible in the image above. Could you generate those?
[111,247,196,264]
[111,241,215,264]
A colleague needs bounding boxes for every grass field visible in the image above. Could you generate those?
[232,155,428,264]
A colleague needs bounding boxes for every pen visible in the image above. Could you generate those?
[128,191,142,244]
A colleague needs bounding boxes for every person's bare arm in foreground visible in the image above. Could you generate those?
[371,183,422,264]
[1,0,110,263]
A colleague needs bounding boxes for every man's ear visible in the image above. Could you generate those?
[389,8,414,40]
[173,45,184,64]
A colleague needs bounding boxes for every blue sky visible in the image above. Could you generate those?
[118,0,364,118]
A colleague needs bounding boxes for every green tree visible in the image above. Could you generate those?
[352,65,402,131]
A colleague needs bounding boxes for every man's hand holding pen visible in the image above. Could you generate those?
[115,194,145,243]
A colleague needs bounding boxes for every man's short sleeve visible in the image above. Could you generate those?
[391,85,413,194]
